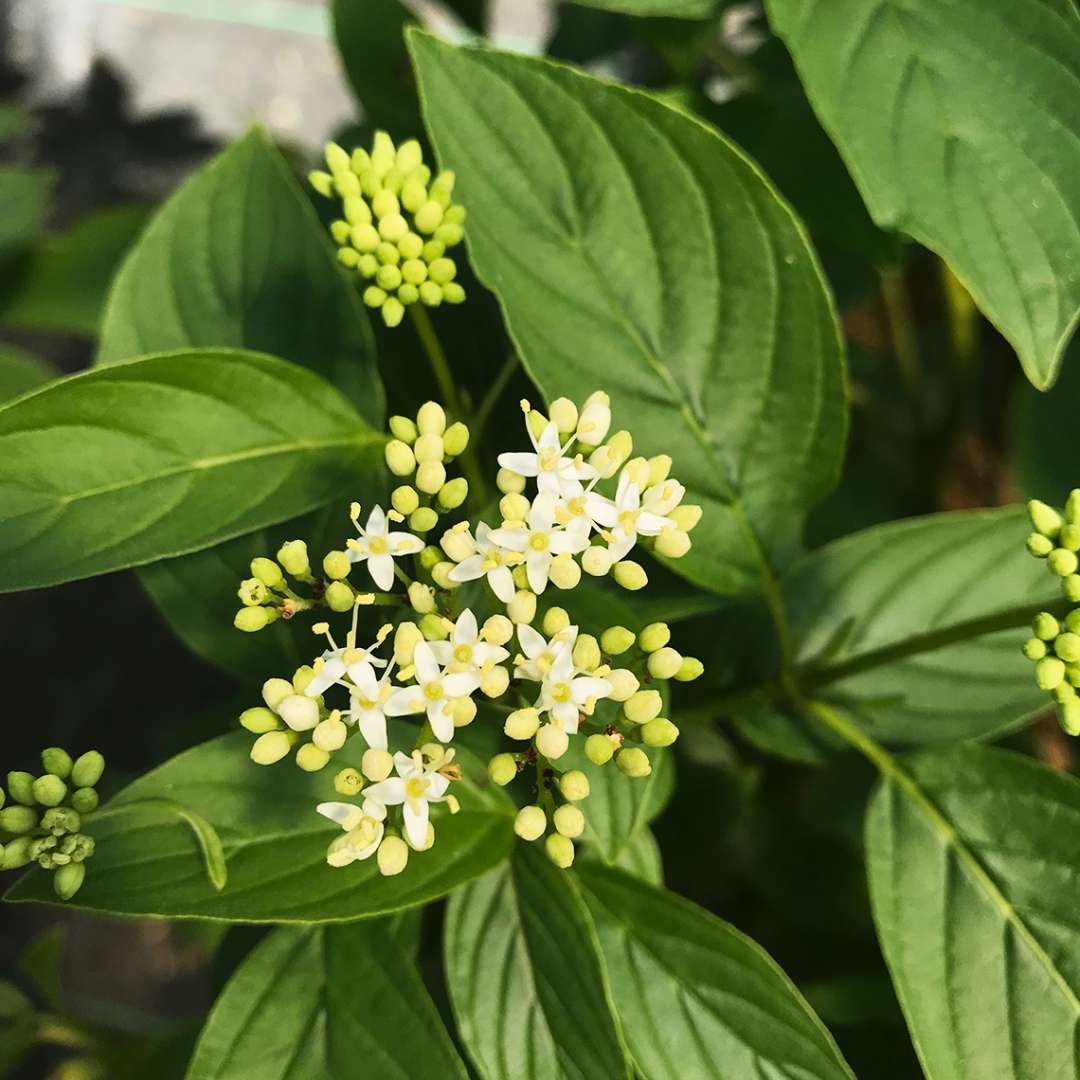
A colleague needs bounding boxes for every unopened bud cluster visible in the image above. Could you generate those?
[310,133,466,327]
[1,748,103,899]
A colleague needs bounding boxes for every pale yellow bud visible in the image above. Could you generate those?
[573,634,602,672]
[576,391,611,445]
[508,590,537,624]
[488,753,517,786]
[542,606,571,636]
[480,665,510,698]
[613,560,647,590]
[277,540,310,577]
[313,717,348,752]
[624,689,662,725]
[414,432,444,464]
[323,550,351,580]
[647,647,683,679]
[441,530,474,563]
[296,743,330,772]
[394,621,423,665]
[377,835,409,876]
[616,747,651,778]
[622,457,651,490]
[655,528,691,559]
[536,723,569,760]
[408,582,436,614]
[482,614,514,646]
[642,718,680,747]
[549,397,578,434]
[437,478,468,510]
[600,626,635,655]
[606,668,639,702]
[500,493,530,522]
[431,562,456,589]
[549,556,581,590]
[417,401,447,436]
[514,805,547,841]
[385,439,417,477]
[392,485,420,516]
[581,546,613,576]
[647,454,672,486]
[545,832,575,868]
[559,770,590,801]
[416,460,446,495]
[363,748,394,782]
[388,415,418,443]
[250,730,294,765]
[670,504,702,532]
[553,804,585,839]
[452,696,477,727]
[293,665,317,694]
[497,468,526,495]
[278,694,320,732]
[443,421,469,457]
[505,708,541,741]
[262,677,294,710]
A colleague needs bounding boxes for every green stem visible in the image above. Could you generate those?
[408,305,490,506]
[474,350,521,434]
[880,265,922,398]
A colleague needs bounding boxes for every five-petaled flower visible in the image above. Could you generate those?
[488,493,589,593]
[428,608,509,675]
[385,641,480,742]
[587,472,673,561]
[498,419,597,498]
[347,505,424,591]
[535,648,612,732]
[361,750,454,850]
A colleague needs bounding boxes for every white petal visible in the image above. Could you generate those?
[607,531,636,562]
[474,642,509,667]
[352,823,383,861]
[487,527,528,551]
[449,554,485,582]
[572,676,613,702]
[363,797,387,821]
[316,801,364,830]
[427,702,455,743]
[442,672,480,698]
[365,505,387,536]
[552,701,579,728]
[455,608,478,644]
[427,773,450,799]
[346,660,378,697]
[526,550,551,594]
[497,452,540,477]
[367,553,395,591]
[393,750,418,777]
[388,531,424,555]
[414,641,441,684]
[306,655,346,696]
[427,641,453,665]
[384,686,424,716]
[529,492,557,532]
[403,797,430,849]
[488,565,516,602]
[357,709,388,750]
[549,528,587,555]
[635,511,672,536]
[517,623,547,658]
[586,497,619,528]
[363,777,407,806]
[537,422,562,451]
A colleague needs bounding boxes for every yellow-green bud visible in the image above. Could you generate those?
[1,836,33,869]
[378,214,409,244]
[543,606,571,636]
[549,397,578,434]
[585,733,616,765]
[482,615,514,645]
[497,468,526,495]
[438,478,469,510]
[647,454,672,486]
[389,415,418,443]
[363,748,394,781]
[647,647,683,679]
[343,195,370,225]
[296,743,330,772]
[415,200,444,234]
[1066,575,1080,602]
[417,401,446,436]
[334,768,364,796]
[480,665,510,698]
[250,730,293,765]
[435,223,464,247]
[6,771,34,806]
[42,806,81,837]
[32,775,67,807]
[394,621,423,665]
[419,281,443,306]
[613,560,648,590]
[54,862,86,901]
[277,539,310,577]
[1034,612,1061,640]
[505,708,541,741]
[249,558,284,590]
[323,550,351,581]
[444,203,466,226]
[409,582,436,614]
[616,747,652,778]
[71,788,98,814]
[401,179,427,214]
[600,626,635,655]
[639,622,670,653]
[234,606,276,632]
[670,504,702,532]
[331,219,352,245]
[324,582,354,612]
[655,527,692,559]
[382,297,405,328]
[392,485,420,515]
[488,753,517,786]
[262,677,293,710]
[675,656,704,681]
[372,188,399,218]
[1062,698,1080,736]
[309,169,334,197]
[573,634,602,672]
[514,567,531,590]
[581,546,613,576]
[417,545,440,571]
[385,439,416,477]
[352,223,381,254]
[313,716,348,752]
[396,139,422,174]
[453,696,477,727]
[443,421,469,457]
[553,804,585,839]
[411,507,439,533]
[1062,525,1080,552]
[1029,499,1063,538]
[1054,681,1075,704]
[417,460,446,495]
[545,832,575,869]
[500,493,530,522]
[526,409,549,440]
[278,694,320,732]
[240,706,280,734]
[293,666,318,694]
[1023,637,1048,660]
[642,717,679,747]
[414,432,444,464]
[1057,633,1080,662]
[514,805,547,841]
[559,770,590,801]
[238,577,270,606]
[624,689,662,725]
[377,835,409,876]
[41,747,73,780]
[1036,656,1067,691]
[71,751,105,789]
[536,723,569,760]
[440,528,474,563]
[420,613,451,640]
[1067,490,1080,525]
[431,561,456,590]
[549,556,581,590]
[325,141,350,173]
[0,806,38,834]
[508,590,537,625]
[1050,549,1079,577]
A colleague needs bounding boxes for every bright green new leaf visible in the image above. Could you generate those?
[0,349,382,592]
[6,731,514,921]
[187,922,468,1079]
[767,0,1080,390]
[445,846,630,1080]
[576,863,856,1079]
[866,745,1080,1079]
[409,32,846,598]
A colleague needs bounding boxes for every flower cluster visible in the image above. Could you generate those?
[1023,494,1080,734]
[309,133,466,327]
[0,748,104,899]
[232,392,703,874]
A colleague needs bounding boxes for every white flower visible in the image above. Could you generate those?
[498,420,598,497]
[346,505,424,591]
[586,472,672,561]
[316,801,385,867]
[384,641,480,742]
[361,750,452,850]
[536,648,612,733]
[488,493,589,593]
[304,641,387,698]
[514,622,578,683]
[446,521,519,602]
[428,608,509,675]
[346,660,396,751]
[642,477,686,517]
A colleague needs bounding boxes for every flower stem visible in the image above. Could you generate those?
[474,349,520,434]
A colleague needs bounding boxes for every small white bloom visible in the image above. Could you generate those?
[316,801,384,867]
[384,641,480,742]
[304,640,388,698]
[346,660,396,751]
[446,521,519,602]
[642,477,686,517]
[587,472,672,561]
[514,622,578,683]
[428,608,509,675]
[346,505,424,591]
[361,750,453,850]
[498,420,598,497]
[536,648,612,733]
[488,493,589,593]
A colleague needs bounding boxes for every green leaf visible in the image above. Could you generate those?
[98,128,382,424]
[786,507,1058,745]
[17,925,65,1011]
[767,0,1080,390]
[445,846,631,1080]
[6,731,514,922]
[0,349,381,592]
[583,825,664,885]
[409,32,846,598]
[187,921,468,1079]
[563,0,718,15]
[0,167,52,265]
[0,205,150,336]
[0,345,56,403]
[576,863,856,1079]
[866,745,1080,1079]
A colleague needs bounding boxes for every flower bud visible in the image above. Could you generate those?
[54,862,86,901]
[250,730,294,765]
[394,621,423,666]
[1029,499,1063,538]
[32,775,67,807]
[655,528,691,559]
[431,561,456,590]
[1023,636,1048,661]
[613,560,648,590]
[438,478,469,510]
[497,468,526,494]
[414,432,444,464]
[409,582,436,614]
[639,622,670,653]
[377,835,409,876]
[1061,524,1080,552]
[334,768,364,796]
[443,421,470,457]
[389,415,418,443]
[420,613,451,640]
[71,788,98,814]
[419,281,443,307]
[508,590,537,625]
[407,822,436,852]
[1028,532,1054,557]
[573,634,602,672]
[514,805,547,841]
[1050,549,1080,577]
[478,617,511,649]
[416,461,446,495]
[238,577,270,607]
[313,716,349,752]
[388,486,419,517]
[647,646,683,679]
[553,803,585,839]
[1036,656,1067,691]
[500,493,530,523]
[440,528,473,564]
[296,743,331,772]
[363,749,394,782]
[536,723,569,760]
[616,747,652,778]
[410,507,439,533]
[325,582,355,613]
[278,694,320,732]
[247,560,283,594]
[624,689,662,724]
[549,397,578,434]
[600,626,635,655]
[581,546,613,576]
[549,556,582,590]
[417,401,446,436]
[1057,633,1080,663]
[6,771,35,806]
[277,540,310,577]
[480,665,510,698]
[452,696,477,728]
[545,832,575,869]
[585,733,616,765]
[542,607,571,637]
[261,678,292,711]
[71,751,105,789]
[1,837,34,869]
[669,504,702,532]
[1034,612,1061,640]
[385,439,417,477]
[319,549,350,581]
[488,753,517,786]
[0,805,38,834]
[576,392,612,445]
[240,706,280,734]
[676,656,704,681]
[505,708,541,741]
[291,666,318,695]
[40,748,73,781]
[622,457,651,491]
[642,717,679,747]
[42,806,80,837]
[1062,698,1080,736]
[234,606,276,632]
[604,669,638,703]
[559,770,590,801]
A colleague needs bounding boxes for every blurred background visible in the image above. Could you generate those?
[0,2,1066,1077]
